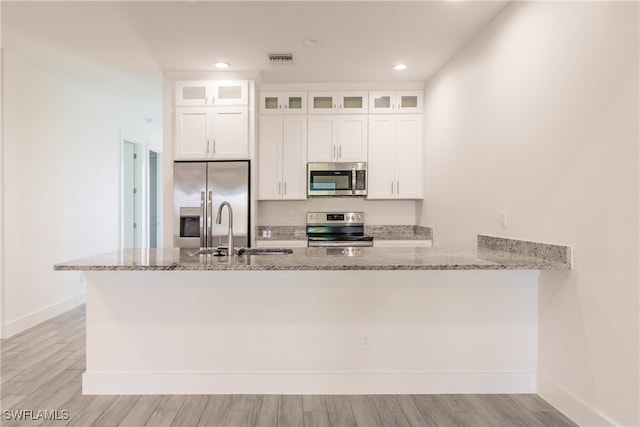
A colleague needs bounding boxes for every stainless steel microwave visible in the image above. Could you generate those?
[307,162,367,197]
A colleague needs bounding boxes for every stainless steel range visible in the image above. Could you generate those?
[306,212,374,247]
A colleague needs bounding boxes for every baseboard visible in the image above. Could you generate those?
[1,292,86,338]
[82,371,535,395]
[538,375,618,427]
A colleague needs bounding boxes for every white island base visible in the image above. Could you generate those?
[83,269,539,395]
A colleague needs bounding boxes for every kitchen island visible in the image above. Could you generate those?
[55,235,571,395]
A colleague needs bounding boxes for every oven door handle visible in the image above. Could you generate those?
[308,240,373,248]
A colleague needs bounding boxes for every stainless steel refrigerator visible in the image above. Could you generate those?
[173,160,250,248]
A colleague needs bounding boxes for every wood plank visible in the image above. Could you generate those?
[455,410,499,427]
[349,395,385,427]
[228,394,257,411]
[224,410,253,427]
[250,395,279,427]
[118,395,163,427]
[278,395,303,427]
[508,394,557,412]
[171,394,209,427]
[197,395,232,427]
[529,410,579,427]
[395,395,429,427]
[302,395,327,412]
[325,395,357,427]
[473,394,547,427]
[303,411,331,427]
[93,395,141,427]
[144,410,179,427]
[413,394,464,427]
[63,395,118,427]
[371,395,410,427]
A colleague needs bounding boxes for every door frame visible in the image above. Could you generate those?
[120,130,147,249]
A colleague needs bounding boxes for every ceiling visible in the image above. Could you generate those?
[2,1,509,127]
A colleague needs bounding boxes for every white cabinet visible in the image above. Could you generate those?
[260,92,307,114]
[174,107,248,160]
[175,81,248,106]
[367,115,423,199]
[368,90,423,114]
[256,239,308,248]
[307,115,367,162]
[308,92,368,114]
[373,239,432,248]
[258,116,307,200]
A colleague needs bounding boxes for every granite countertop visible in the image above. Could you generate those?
[54,236,571,272]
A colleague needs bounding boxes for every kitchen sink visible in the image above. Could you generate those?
[236,248,293,256]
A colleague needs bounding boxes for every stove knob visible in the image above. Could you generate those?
[357,214,362,221]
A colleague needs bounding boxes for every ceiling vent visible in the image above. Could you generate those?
[268,53,295,65]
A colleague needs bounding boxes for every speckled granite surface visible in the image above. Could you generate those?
[478,235,572,266]
[54,243,570,272]
[366,225,433,240]
[254,225,433,241]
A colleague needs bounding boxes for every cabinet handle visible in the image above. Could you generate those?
[391,181,394,194]
[338,145,342,159]
[206,140,210,154]
[340,104,343,109]
[278,182,282,195]
[213,140,216,153]
[284,182,287,195]
[397,181,400,194]
[333,145,336,159]
[283,104,286,109]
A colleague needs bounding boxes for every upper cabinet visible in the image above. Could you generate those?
[174,107,248,160]
[175,81,248,106]
[307,115,368,162]
[368,90,423,114]
[308,92,368,114]
[260,92,307,115]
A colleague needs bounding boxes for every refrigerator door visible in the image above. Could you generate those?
[208,161,250,249]
[174,162,207,248]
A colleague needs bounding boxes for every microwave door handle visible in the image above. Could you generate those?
[199,191,206,248]
[352,168,357,195]
[207,191,213,248]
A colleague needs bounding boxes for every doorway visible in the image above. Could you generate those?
[122,140,143,249]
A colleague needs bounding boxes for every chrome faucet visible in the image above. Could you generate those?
[215,201,234,255]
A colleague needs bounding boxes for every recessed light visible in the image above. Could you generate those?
[394,64,407,71]
[213,61,230,69]
[304,38,321,47]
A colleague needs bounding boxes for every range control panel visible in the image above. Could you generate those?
[306,212,364,226]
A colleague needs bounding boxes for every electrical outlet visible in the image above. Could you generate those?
[360,334,371,350]
[500,210,508,229]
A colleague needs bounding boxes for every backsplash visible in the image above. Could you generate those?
[257,199,419,226]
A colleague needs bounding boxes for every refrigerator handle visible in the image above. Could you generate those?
[207,191,213,248]
[199,191,206,248]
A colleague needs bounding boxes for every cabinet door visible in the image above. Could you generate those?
[308,92,338,114]
[368,92,395,114]
[394,115,423,199]
[258,116,284,199]
[367,116,395,199]
[210,107,249,159]
[260,92,283,114]
[212,81,248,106]
[337,115,367,162]
[338,92,368,114]
[307,115,338,162]
[284,92,307,114]
[281,116,308,199]
[175,81,211,106]
[396,90,424,113]
[174,108,210,159]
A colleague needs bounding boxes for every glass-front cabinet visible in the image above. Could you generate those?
[308,92,368,114]
[175,81,248,106]
[368,90,423,113]
[259,92,307,114]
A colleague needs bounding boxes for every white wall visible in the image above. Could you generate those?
[1,51,161,337]
[421,2,639,426]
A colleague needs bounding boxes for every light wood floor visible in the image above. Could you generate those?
[1,305,577,427]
